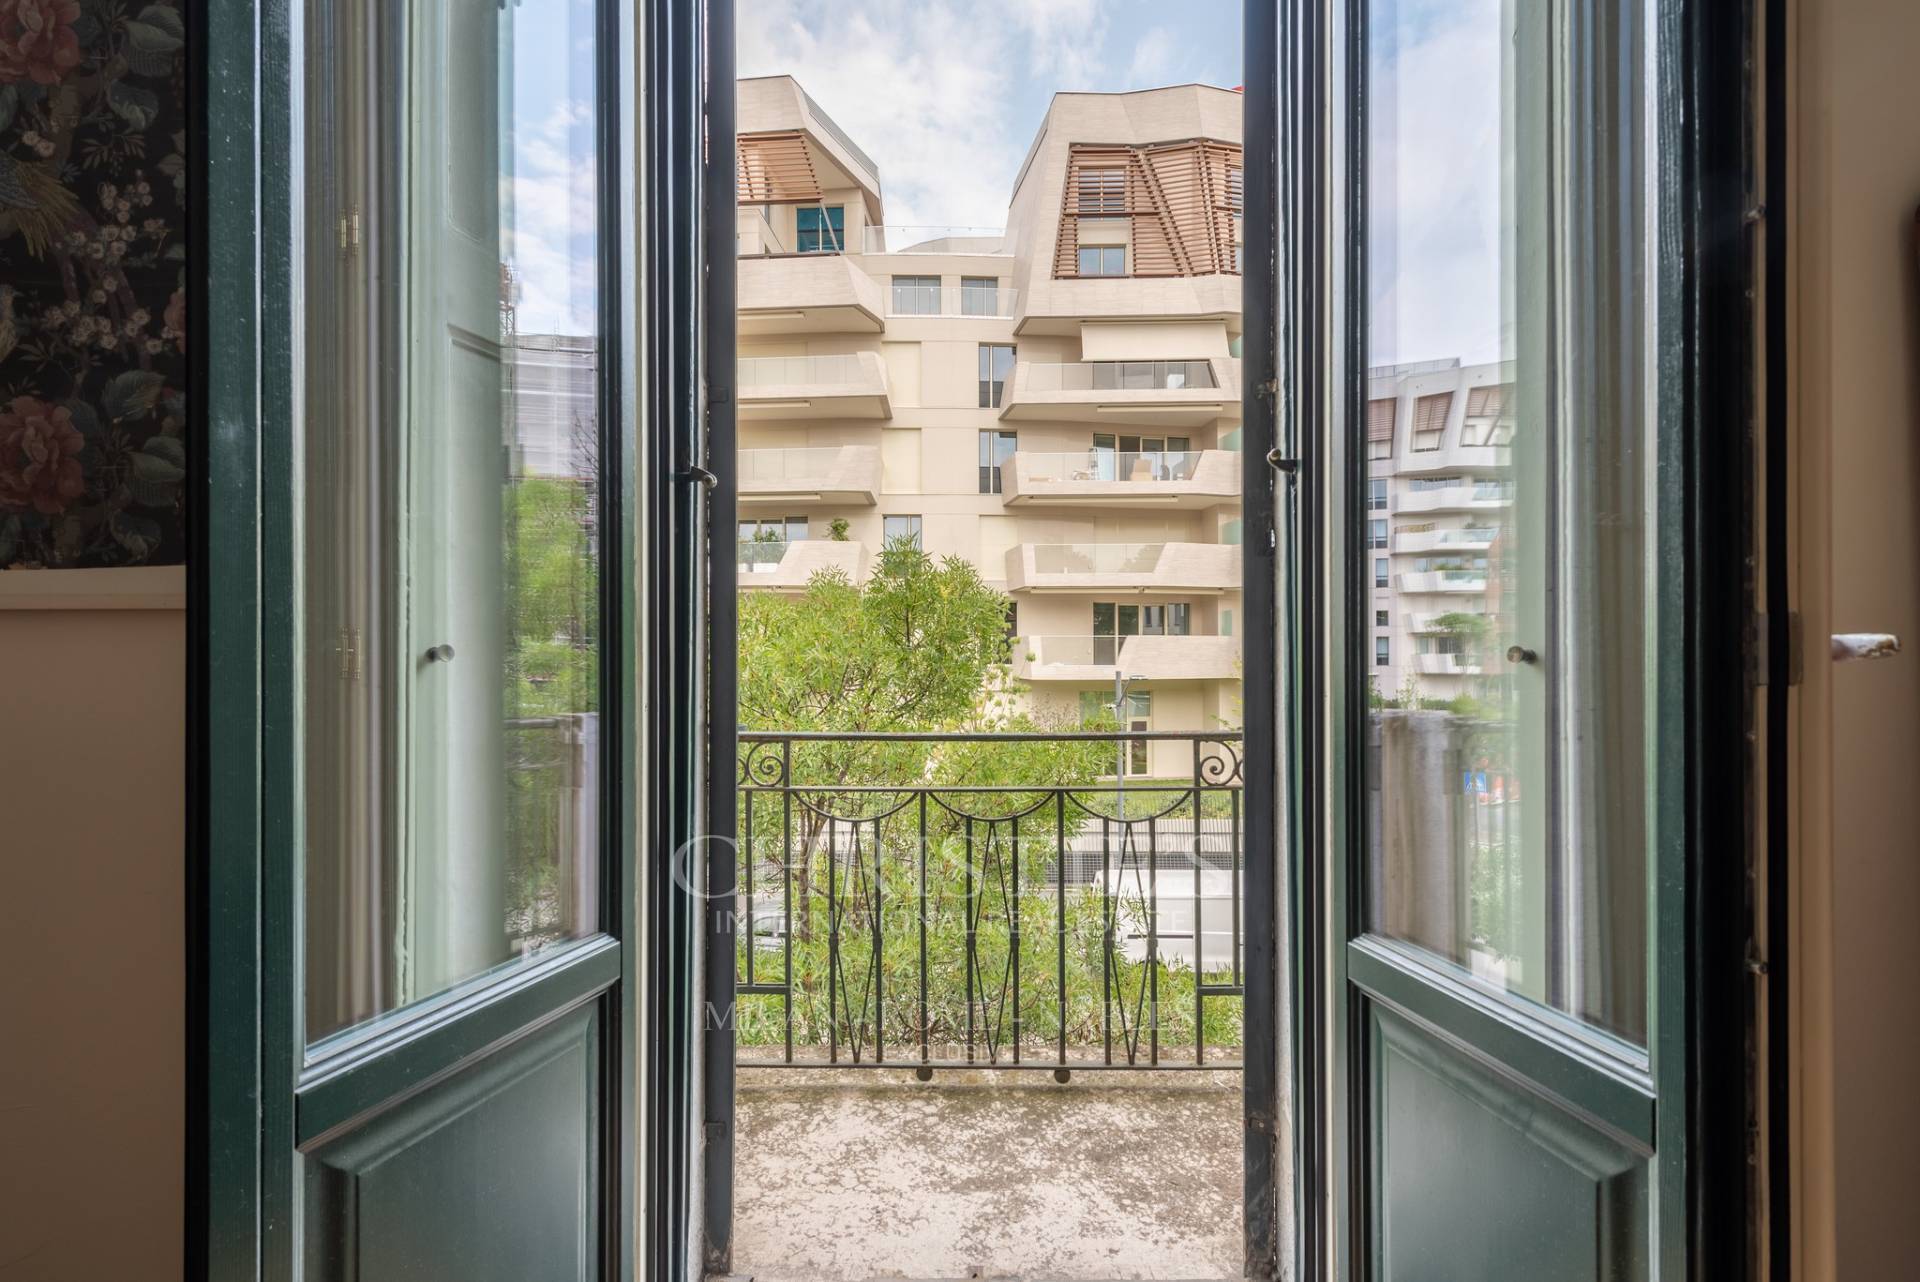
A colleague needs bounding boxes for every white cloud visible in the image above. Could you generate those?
[1365,0,1508,367]
[738,0,1031,230]
[507,97,599,335]
[1125,27,1179,88]
[736,0,1240,236]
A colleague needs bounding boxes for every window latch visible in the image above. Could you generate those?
[1264,447,1299,476]
[674,464,719,490]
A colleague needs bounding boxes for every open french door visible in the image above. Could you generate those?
[1287,0,1759,1277]
[188,0,690,1274]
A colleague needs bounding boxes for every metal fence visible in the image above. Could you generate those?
[731,731,1247,1074]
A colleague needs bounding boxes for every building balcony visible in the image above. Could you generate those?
[1006,542,1241,594]
[998,359,1237,427]
[1011,633,1242,682]
[1413,653,1484,676]
[738,445,881,507]
[1405,610,1491,634]
[1391,526,1499,555]
[738,351,891,421]
[1002,449,1241,508]
[1396,570,1489,594]
[737,255,886,335]
[1015,273,1244,333]
[1394,441,1511,477]
[731,727,1245,1280]
[1391,480,1513,515]
[736,538,869,591]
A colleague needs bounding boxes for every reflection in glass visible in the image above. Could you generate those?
[1363,0,1647,1043]
[303,0,602,1041]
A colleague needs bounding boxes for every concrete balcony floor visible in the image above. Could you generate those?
[733,1066,1242,1281]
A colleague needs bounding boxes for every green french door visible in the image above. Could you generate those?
[1299,0,1755,1276]
[193,0,664,1274]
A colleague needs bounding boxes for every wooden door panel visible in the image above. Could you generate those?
[303,1004,602,1282]
[1368,1006,1648,1282]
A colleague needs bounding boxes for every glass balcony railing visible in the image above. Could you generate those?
[1021,361,1219,393]
[737,354,868,388]
[1017,450,1206,483]
[1031,543,1165,575]
[737,539,790,571]
[738,447,845,483]
[863,225,1009,255]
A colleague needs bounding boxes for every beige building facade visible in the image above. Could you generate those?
[735,77,1249,772]
[734,75,1514,753]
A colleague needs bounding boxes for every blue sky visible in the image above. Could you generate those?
[738,0,1243,231]
[739,0,1506,369]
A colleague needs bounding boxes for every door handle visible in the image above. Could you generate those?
[1831,633,1901,662]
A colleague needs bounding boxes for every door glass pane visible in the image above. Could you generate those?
[303,0,602,1042]
[1362,0,1647,1043]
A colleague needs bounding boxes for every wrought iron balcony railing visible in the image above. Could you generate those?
[731,731,1247,1074]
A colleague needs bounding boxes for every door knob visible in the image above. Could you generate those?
[425,643,456,663]
[1831,633,1900,662]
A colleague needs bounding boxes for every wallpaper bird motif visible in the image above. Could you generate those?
[0,0,187,569]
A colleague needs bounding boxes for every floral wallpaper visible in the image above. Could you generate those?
[0,0,187,570]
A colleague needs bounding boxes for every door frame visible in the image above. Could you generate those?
[1285,0,1768,1277]
[692,3,1290,1274]
[186,0,701,1277]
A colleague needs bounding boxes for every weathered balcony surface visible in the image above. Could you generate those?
[1391,526,1498,555]
[1015,273,1243,333]
[1006,542,1241,594]
[737,539,869,591]
[1013,634,1242,682]
[1391,481,1512,515]
[999,359,1238,428]
[740,445,882,506]
[733,1067,1241,1282]
[738,255,887,335]
[1396,569,1489,594]
[1003,448,1241,508]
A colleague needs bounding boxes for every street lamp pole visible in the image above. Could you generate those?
[1112,671,1146,820]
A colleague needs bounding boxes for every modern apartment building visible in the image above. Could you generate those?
[735,76,1247,773]
[1363,359,1515,703]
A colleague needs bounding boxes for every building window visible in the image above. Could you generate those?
[1461,383,1513,446]
[891,275,941,315]
[978,344,1015,408]
[978,429,1017,494]
[1004,602,1018,654]
[960,277,1002,316]
[882,514,922,549]
[1375,636,1390,666]
[1367,519,1388,549]
[1078,167,1126,214]
[1412,392,1452,451]
[1221,607,1235,636]
[1376,610,1389,627]
[1367,478,1388,510]
[795,205,844,254]
[1375,557,1389,588]
[1077,245,1126,277]
[1367,397,1395,459]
